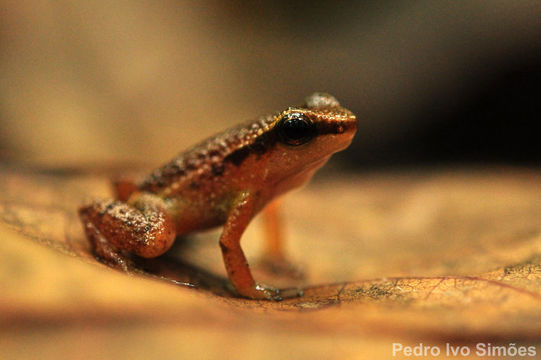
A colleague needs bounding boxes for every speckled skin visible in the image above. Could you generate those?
[79,93,357,300]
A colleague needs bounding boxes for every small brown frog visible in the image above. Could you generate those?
[79,93,357,300]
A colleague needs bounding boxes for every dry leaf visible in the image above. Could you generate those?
[1,165,541,359]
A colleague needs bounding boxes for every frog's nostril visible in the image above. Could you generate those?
[343,119,357,135]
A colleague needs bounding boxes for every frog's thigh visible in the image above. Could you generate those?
[79,193,176,259]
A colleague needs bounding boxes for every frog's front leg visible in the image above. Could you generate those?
[78,193,176,271]
[219,192,299,301]
[219,191,278,300]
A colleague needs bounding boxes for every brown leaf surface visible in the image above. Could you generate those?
[1,165,541,359]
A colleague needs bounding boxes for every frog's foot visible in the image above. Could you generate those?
[225,281,302,301]
[257,255,306,281]
[254,283,283,301]
[249,283,303,301]
[79,212,136,273]
[96,249,136,273]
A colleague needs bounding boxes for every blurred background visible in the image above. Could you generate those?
[2,4,541,358]
[1,0,540,170]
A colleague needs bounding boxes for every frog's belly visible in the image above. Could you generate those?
[166,197,227,235]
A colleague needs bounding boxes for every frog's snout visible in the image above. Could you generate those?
[315,111,357,138]
[340,113,357,136]
[329,109,357,153]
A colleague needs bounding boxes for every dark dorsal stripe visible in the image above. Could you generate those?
[224,127,278,166]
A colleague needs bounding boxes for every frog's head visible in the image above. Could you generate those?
[275,92,357,154]
[261,93,357,188]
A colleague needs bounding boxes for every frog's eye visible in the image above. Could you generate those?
[276,113,316,146]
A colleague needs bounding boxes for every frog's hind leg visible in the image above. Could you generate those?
[258,199,306,280]
[78,194,176,271]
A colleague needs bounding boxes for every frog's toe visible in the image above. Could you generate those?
[255,283,283,301]
[255,283,303,301]
[96,251,136,273]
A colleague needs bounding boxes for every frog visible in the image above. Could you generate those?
[79,92,357,300]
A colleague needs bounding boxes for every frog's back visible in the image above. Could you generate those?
[137,92,356,199]
[138,114,276,194]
